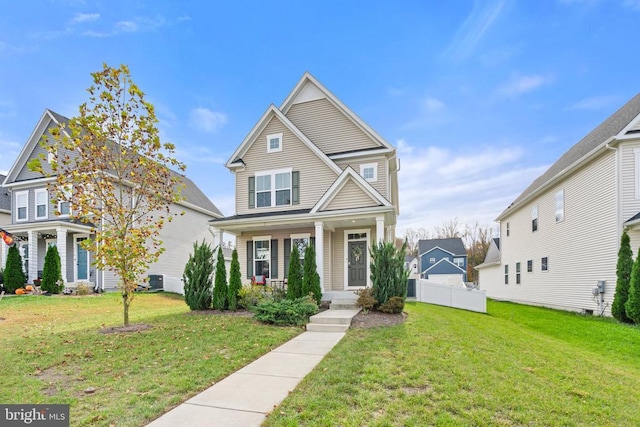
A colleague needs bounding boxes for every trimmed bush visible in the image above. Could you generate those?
[302,244,322,305]
[41,244,63,294]
[238,284,270,310]
[286,245,303,300]
[355,288,376,313]
[253,296,318,326]
[625,250,640,323]
[612,231,633,323]
[183,240,214,310]
[370,241,408,307]
[212,246,228,310]
[4,246,25,293]
[378,296,405,314]
[227,249,242,311]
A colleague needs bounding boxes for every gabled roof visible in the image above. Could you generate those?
[0,174,10,213]
[498,92,640,219]
[3,109,222,217]
[225,104,342,175]
[311,166,391,213]
[418,238,466,257]
[422,258,466,274]
[279,72,394,151]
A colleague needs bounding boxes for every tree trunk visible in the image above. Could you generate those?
[123,293,130,326]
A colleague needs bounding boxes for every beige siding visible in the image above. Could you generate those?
[331,230,345,290]
[235,117,337,215]
[324,179,379,211]
[286,98,380,154]
[335,157,388,199]
[485,151,618,314]
[324,231,332,291]
[620,140,640,222]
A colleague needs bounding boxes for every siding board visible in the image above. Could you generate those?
[324,179,379,211]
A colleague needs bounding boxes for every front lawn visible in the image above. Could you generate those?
[0,292,301,426]
[264,300,640,426]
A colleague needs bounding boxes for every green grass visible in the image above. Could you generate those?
[264,300,640,426]
[0,292,301,426]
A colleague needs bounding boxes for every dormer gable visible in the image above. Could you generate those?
[311,166,391,213]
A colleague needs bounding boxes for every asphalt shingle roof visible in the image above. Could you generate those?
[418,238,466,256]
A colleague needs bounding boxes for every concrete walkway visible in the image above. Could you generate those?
[147,309,360,427]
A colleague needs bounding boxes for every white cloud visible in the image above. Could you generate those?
[396,140,548,237]
[624,0,640,10]
[568,95,621,111]
[423,97,445,112]
[497,74,551,97]
[444,0,508,62]
[189,108,228,133]
[72,13,100,23]
[115,21,138,33]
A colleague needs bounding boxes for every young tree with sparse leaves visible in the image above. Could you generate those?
[213,246,228,310]
[228,248,242,311]
[286,245,303,300]
[41,245,63,294]
[302,244,321,305]
[612,231,633,323]
[29,64,185,325]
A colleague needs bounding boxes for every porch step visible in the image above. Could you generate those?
[330,303,359,310]
[306,308,361,333]
[306,323,350,332]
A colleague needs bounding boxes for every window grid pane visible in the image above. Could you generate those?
[256,192,271,207]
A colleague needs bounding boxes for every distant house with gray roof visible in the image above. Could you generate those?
[478,92,640,316]
[0,174,10,225]
[0,109,222,293]
[418,237,467,284]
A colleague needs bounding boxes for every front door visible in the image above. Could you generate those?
[347,240,367,287]
[75,236,89,281]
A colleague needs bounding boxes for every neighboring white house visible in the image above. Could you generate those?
[1,109,223,292]
[477,92,640,315]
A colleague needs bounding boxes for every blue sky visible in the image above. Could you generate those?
[1,0,639,238]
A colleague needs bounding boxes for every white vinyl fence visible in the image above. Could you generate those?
[416,279,487,313]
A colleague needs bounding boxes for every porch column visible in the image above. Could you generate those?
[27,230,37,283]
[376,216,385,244]
[1,241,6,269]
[56,228,68,284]
[215,228,224,249]
[314,221,324,292]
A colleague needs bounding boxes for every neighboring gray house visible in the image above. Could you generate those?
[1,109,223,291]
[418,238,467,284]
[0,174,10,228]
[478,92,640,315]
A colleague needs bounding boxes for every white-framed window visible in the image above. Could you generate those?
[506,222,510,237]
[555,189,564,222]
[255,168,292,208]
[266,133,283,153]
[504,264,509,285]
[429,257,435,264]
[16,191,28,221]
[541,257,548,271]
[532,204,538,232]
[35,189,48,219]
[527,259,533,273]
[453,257,464,268]
[291,233,310,260]
[58,186,71,217]
[516,262,521,285]
[360,163,378,182]
[253,236,271,278]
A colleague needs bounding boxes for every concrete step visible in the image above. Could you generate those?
[306,323,349,333]
[330,303,359,310]
[309,314,353,325]
[331,298,358,304]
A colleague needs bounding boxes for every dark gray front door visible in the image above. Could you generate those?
[348,240,367,287]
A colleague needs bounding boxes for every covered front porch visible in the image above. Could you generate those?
[210,206,396,294]
[0,221,97,287]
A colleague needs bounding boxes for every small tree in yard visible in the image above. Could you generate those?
[28,64,185,325]
[4,246,25,293]
[625,249,640,323]
[213,246,228,310]
[228,249,242,311]
[612,231,633,323]
[183,241,214,310]
[41,245,63,294]
[302,244,322,305]
[286,245,303,300]
[370,241,408,308]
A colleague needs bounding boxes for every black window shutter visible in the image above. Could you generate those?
[248,176,255,209]
[292,171,300,205]
[310,237,315,247]
[246,240,253,278]
[271,239,278,278]
[284,238,291,277]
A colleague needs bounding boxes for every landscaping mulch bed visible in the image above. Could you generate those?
[350,311,407,329]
